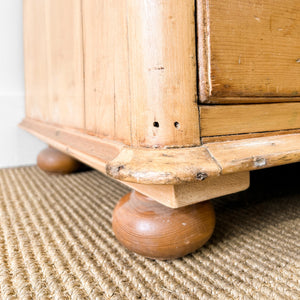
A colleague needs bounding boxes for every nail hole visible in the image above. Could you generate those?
[196,172,208,181]
[153,121,159,128]
[174,122,180,129]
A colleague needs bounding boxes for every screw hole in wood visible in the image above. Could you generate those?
[174,122,180,129]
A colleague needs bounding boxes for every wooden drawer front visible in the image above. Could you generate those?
[200,103,300,138]
[198,0,300,102]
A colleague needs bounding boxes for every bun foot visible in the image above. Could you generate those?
[112,191,215,260]
[37,147,81,174]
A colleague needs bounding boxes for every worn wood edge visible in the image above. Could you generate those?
[205,134,300,174]
[106,146,221,185]
[196,0,211,101]
[19,118,123,174]
[202,128,300,143]
[20,118,300,185]
[197,0,300,100]
[204,97,300,104]
[107,133,300,184]
[21,118,247,208]
[20,118,220,185]
[200,103,300,137]
[126,172,250,208]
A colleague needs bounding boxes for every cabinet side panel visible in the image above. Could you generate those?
[127,0,200,147]
[24,0,84,128]
[82,0,131,144]
[24,0,48,121]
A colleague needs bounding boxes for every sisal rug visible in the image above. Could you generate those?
[0,164,299,300]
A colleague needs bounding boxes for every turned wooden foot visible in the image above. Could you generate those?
[37,147,81,174]
[112,191,216,260]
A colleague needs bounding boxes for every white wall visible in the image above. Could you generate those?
[0,1,45,168]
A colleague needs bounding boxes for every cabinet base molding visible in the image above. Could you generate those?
[37,147,81,174]
[20,118,300,207]
[112,191,215,260]
[126,172,249,208]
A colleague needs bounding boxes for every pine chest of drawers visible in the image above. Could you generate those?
[21,0,300,259]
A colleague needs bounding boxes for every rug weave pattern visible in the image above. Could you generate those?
[0,166,299,299]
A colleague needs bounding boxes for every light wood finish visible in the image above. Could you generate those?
[206,97,300,104]
[201,129,300,143]
[21,119,250,208]
[82,0,200,147]
[23,0,300,259]
[197,0,300,102]
[22,118,251,208]
[23,0,84,128]
[200,103,300,137]
[112,191,215,260]
[205,134,300,175]
[126,0,200,147]
[127,172,249,208]
[24,0,200,148]
[20,119,122,175]
[108,133,300,184]
[21,120,300,207]
[107,146,220,185]
[20,118,300,188]
[37,147,81,174]
[82,0,131,144]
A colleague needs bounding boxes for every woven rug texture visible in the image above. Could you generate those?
[0,165,299,300]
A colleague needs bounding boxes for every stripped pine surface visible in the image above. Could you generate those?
[197,0,300,102]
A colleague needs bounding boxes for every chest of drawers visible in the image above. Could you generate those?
[21,0,300,259]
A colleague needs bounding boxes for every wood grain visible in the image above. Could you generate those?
[20,118,300,206]
[127,172,250,208]
[82,0,131,144]
[37,147,81,174]
[20,118,300,186]
[197,0,300,102]
[123,0,200,147]
[206,97,300,104]
[200,103,300,137]
[205,134,300,174]
[202,128,300,143]
[107,146,220,185]
[23,0,84,128]
[112,191,215,259]
[82,0,200,147]
[23,0,48,122]
[19,118,122,174]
